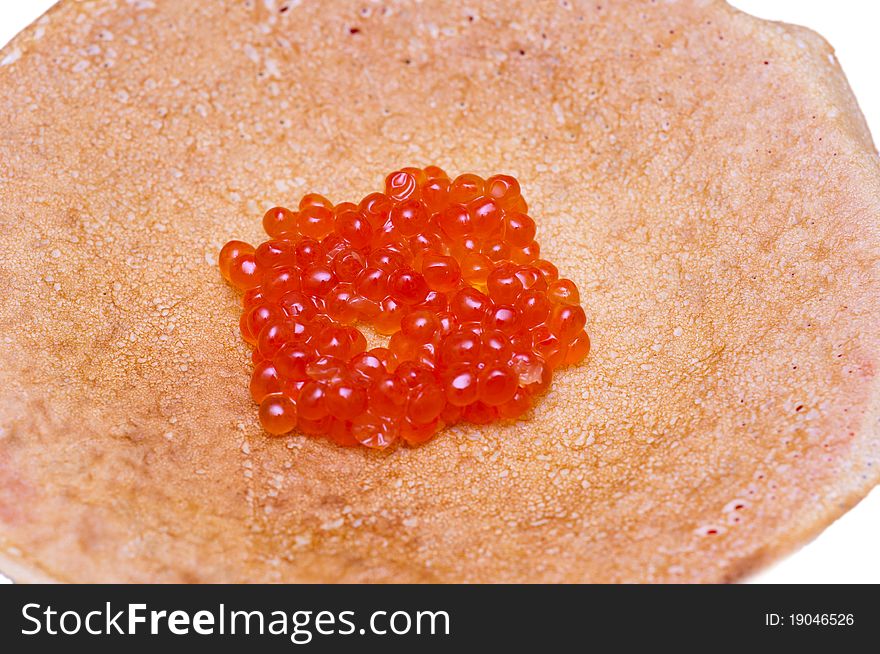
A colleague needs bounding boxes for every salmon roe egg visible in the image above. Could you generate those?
[503,212,536,247]
[385,171,419,202]
[421,253,461,292]
[390,200,430,236]
[449,174,484,204]
[228,253,261,290]
[259,393,298,435]
[298,205,335,240]
[219,241,255,281]
[335,210,373,249]
[388,268,429,305]
[486,174,522,209]
[444,368,480,406]
[262,207,298,238]
[548,278,580,305]
[218,167,591,448]
[400,310,440,343]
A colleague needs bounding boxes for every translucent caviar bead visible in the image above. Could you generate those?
[325,379,368,420]
[497,389,531,420]
[368,247,409,272]
[242,287,265,310]
[359,192,393,230]
[547,278,580,305]
[369,374,409,418]
[533,259,559,283]
[254,240,297,269]
[246,303,285,341]
[531,326,563,367]
[326,417,360,447]
[390,199,430,236]
[278,290,318,321]
[511,241,540,264]
[549,304,587,342]
[239,312,257,345]
[250,360,282,403]
[460,252,492,286]
[388,331,419,361]
[262,207,298,238]
[422,177,451,212]
[420,253,461,292]
[388,268,429,305]
[349,295,381,321]
[444,367,480,406]
[462,401,498,425]
[332,248,366,282]
[262,266,301,301]
[354,267,389,301]
[439,330,482,366]
[303,362,344,390]
[400,166,428,186]
[297,415,330,436]
[483,239,511,263]
[298,205,335,240]
[325,283,358,324]
[385,170,419,203]
[407,382,446,424]
[502,212,536,247]
[301,264,337,297]
[395,361,437,389]
[485,174,522,210]
[369,347,399,373]
[409,230,445,257]
[413,290,448,314]
[228,253,261,290]
[259,393,298,435]
[422,165,449,179]
[436,204,473,239]
[514,265,548,292]
[467,196,503,236]
[400,310,440,343]
[565,330,591,365]
[477,366,518,406]
[400,418,442,445]
[312,325,353,360]
[219,240,255,281]
[274,343,315,381]
[345,326,367,357]
[297,381,328,420]
[351,412,399,448]
[294,238,325,268]
[486,264,524,305]
[482,329,513,362]
[516,290,551,328]
[299,193,333,211]
[349,351,386,383]
[257,322,295,359]
[374,297,406,335]
[450,287,492,324]
[335,210,373,249]
[483,305,519,335]
[448,173,484,204]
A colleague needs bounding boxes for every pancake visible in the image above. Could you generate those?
[0,0,878,583]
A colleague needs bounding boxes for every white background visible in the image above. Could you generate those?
[1,1,878,584]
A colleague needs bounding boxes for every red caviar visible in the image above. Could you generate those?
[219,168,591,448]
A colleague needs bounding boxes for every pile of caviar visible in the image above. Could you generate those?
[219,167,590,448]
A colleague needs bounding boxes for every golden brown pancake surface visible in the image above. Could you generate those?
[0,0,878,582]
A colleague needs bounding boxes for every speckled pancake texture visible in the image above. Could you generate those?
[0,0,878,582]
